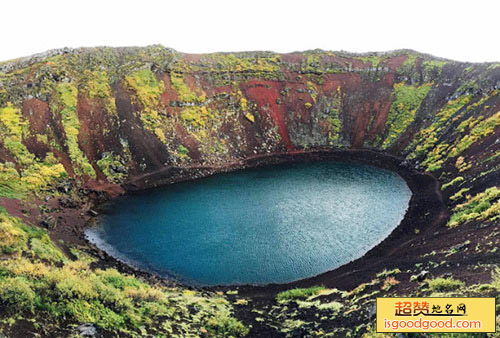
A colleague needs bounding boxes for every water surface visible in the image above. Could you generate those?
[87,161,411,286]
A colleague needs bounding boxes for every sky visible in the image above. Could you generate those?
[1,0,499,63]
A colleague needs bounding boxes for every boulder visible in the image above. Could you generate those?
[77,323,98,337]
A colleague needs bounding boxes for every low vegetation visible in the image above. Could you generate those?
[51,83,95,177]
[427,277,465,292]
[0,209,247,337]
[276,286,326,302]
[382,82,432,149]
[448,187,500,227]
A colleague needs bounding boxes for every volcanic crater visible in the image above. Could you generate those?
[0,46,498,337]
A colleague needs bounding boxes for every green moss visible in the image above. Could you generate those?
[0,103,35,166]
[80,70,117,115]
[237,90,255,123]
[408,94,472,160]
[307,81,318,102]
[277,286,325,302]
[400,53,418,69]
[51,83,95,177]
[30,236,66,263]
[382,82,432,149]
[428,277,464,292]
[422,60,447,70]
[68,246,98,264]
[455,116,483,134]
[421,60,448,80]
[448,111,500,158]
[0,162,24,199]
[0,276,36,313]
[206,316,249,337]
[244,112,255,123]
[0,104,66,193]
[454,156,471,172]
[125,69,168,143]
[376,268,401,278]
[450,188,470,202]
[419,109,500,172]
[20,153,67,190]
[448,187,500,227]
[408,94,475,171]
[96,152,127,183]
[36,133,48,144]
[356,55,382,68]
[0,211,28,254]
[421,143,448,172]
[180,53,281,75]
[170,72,204,103]
[181,106,214,129]
[483,151,500,163]
[441,176,464,190]
[299,53,343,74]
[125,69,165,105]
[0,209,65,262]
[176,145,190,160]
[325,86,342,146]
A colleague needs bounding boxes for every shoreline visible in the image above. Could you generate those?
[52,149,445,294]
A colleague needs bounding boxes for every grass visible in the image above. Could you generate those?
[0,209,248,336]
[483,151,500,163]
[408,94,471,160]
[170,72,204,103]
[96,152,127,183]
[276,286,325,302]
[80,70,117,115]
[376,268,401,279]
[448,187,500,227]
[0,104,67,194]
[428,277,465,292]
[51,84,95,177]
[180,106,214,129]
[125,69,167,143]
[448,111,500,158]
[441,176,464,190]
[176,145,190,160]
[382,82,432,149]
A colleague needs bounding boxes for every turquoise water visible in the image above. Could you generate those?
[87,161,411,286]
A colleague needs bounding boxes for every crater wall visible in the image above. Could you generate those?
[0,46,499,336]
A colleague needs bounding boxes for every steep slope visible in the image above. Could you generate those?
[0,46,498,337]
